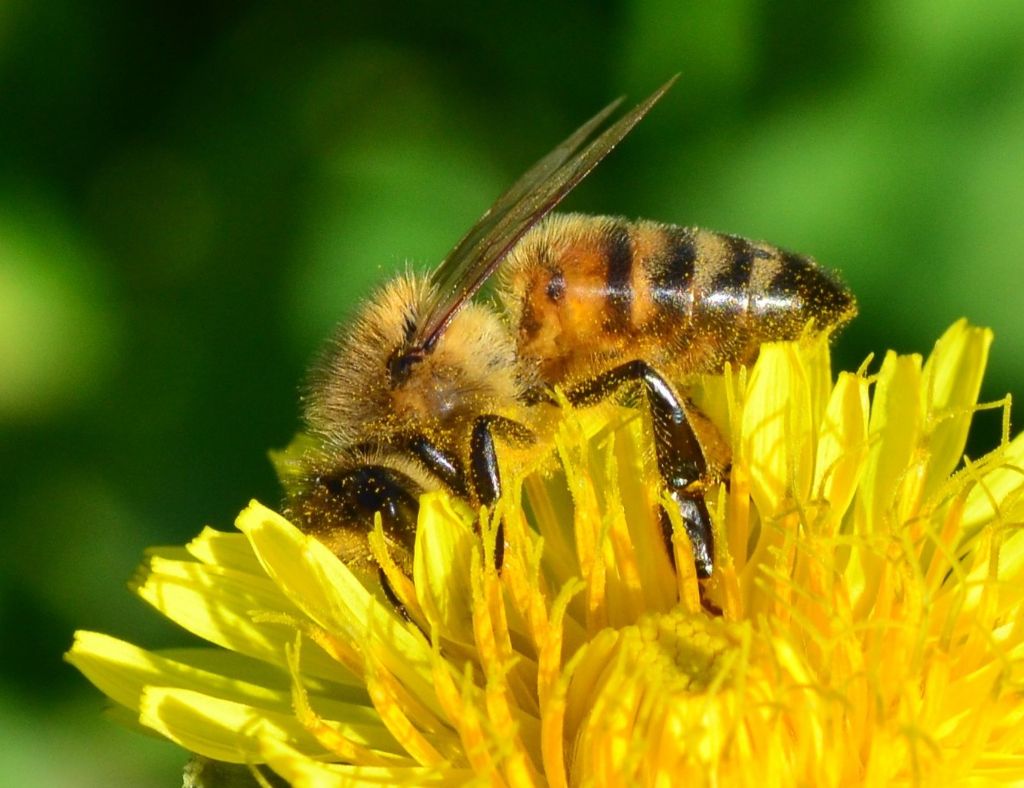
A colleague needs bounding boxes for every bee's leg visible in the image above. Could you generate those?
[408,430,505,566]
[468,415,536,505]
[469,419,502,509]
[565,360,714,578]
[406,436,468,497]
[468,415,536,569]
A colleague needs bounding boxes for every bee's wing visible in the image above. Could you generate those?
[413,76,677,351]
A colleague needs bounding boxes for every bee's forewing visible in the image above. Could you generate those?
[414,76,677,351]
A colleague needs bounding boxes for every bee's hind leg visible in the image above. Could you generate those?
[565,360,714,578]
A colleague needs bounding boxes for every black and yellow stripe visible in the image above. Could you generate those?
[500,213,856,383]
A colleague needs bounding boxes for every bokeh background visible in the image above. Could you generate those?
[2,2,1023,784]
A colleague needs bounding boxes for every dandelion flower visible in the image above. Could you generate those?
[67,320,1024,785]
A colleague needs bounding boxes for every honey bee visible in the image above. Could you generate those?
[284,78,855,584]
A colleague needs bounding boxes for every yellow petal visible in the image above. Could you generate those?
[597,412,677,617]
[259,736,468,787]
[742,341,814,516]
[958,430,1024,539]
[859,350,923,533]
[186,526,267,576]
[131,554,352,684]
[159,646,365,700]
[812,370,870,531]
[920,320,992,499]
[236,501,441,717]
[68,631,328,713]
[140,686,330,764]
[740,342,816,618]
[413,493,477,645]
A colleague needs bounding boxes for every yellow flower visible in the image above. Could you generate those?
[67,321,1024,786]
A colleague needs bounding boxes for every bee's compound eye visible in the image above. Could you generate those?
[322,466,420,532]
[288,465,422,576]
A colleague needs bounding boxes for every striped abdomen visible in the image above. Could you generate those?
[499,213,856,384]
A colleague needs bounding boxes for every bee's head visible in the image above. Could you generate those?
[305,273,529,450]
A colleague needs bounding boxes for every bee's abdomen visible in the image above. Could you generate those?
[503,214,855,383]
[648,223,854,331]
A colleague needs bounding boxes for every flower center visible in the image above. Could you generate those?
[564,608,751,782]
[629,608,733,692]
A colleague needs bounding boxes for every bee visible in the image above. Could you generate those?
[284,78,855,584]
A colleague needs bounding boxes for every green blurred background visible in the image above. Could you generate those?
[2,1,1022,784]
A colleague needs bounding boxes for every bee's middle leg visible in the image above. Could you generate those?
[565,360,715,578]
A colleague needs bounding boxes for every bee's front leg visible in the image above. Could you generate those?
[406,436,468,496]
[467,415,535,568]
[566,360,715,578]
